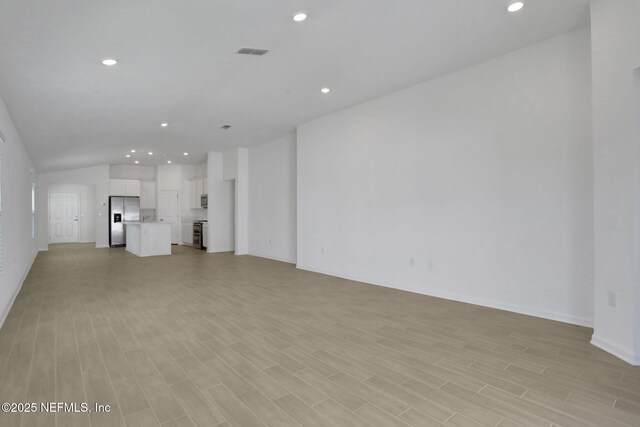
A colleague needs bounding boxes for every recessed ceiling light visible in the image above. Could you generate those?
[167,160,172,164]
[507,1,524,12]
[126,154,131,158]
[293,12,307,22]
[134,160,140,164]
[321,87,331,94]
[183,152,188,156]
[130,149,136,153]
[148,152,153,155]
[101,58,118,66]
[161,122,168,127]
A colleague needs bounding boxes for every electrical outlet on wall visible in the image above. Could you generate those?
[607,290,617,307]
[409,257,415,266]
[321,246,325,254]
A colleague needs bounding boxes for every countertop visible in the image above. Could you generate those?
[124,222,169,226]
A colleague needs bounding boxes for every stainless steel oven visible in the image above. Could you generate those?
[193,220,207,250]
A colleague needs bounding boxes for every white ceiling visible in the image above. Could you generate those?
[0,0,590,172]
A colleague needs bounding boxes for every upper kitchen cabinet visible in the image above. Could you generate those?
[140,181,156,209]
[110,179,141,197]
[188,177,207,209]
[126,180,141,197]
[110,179,126,196]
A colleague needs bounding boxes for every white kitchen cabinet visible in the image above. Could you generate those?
[189,179,198,209]
[188,177,207,209]
[126,180,141,197]
[203,177,208,195]
[109,179,126,196]
[110,179,141,197]
[181,222,193,245]
[196,179,204,203]
[140,181,156,209]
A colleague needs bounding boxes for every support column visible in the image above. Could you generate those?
[235,148,249,255]
[591,0,640,364]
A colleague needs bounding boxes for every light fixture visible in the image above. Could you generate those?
[321,87,331,94]
[183,152,188,156]
[101,58,118,66]
[293,12,307,22]
[148,152,153,155]
[130,149,136,153]
[167,160,172,164]
[507,1,524,12]
[161,122,168,127]
[126,154,131,158]
[134,160,140,164]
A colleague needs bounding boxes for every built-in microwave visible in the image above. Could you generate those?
[201,194,208,209]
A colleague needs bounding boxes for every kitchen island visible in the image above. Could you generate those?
[125,222,172,257]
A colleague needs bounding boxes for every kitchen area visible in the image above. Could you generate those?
[39,152,237,256]
[107,163,209,256]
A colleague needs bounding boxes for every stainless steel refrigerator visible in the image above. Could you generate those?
[109,196,140,247]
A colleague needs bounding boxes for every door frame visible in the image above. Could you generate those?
[158,190,180,244]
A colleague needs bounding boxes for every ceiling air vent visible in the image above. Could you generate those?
[221,125,232,130]
[236,48,270,56]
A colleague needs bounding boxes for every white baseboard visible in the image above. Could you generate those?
[296,263,593,328]
[248,251,296,264]
[0,249,38,329]
[207,248,234,254]
[591,335,640,366]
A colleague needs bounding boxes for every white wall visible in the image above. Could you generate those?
[0,94,38,327]
[109,164,156,181]
[297,29,593,326]
[47,183,96,243]
[590,0,640,364]
[156,164,181,191]
[220,149,248,255]
[223,150,238,181]
[248,134,297,263]
[235,148,249,255]
[37,164,109,250]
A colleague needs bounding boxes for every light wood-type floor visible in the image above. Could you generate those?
[1,244,639,427]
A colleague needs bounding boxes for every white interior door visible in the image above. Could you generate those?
[158,190,179,244]
[50,192,79,243]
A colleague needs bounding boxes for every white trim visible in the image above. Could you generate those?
[296,263,593,328]
[0,249,37,329]
[248,251,296,264]
[591,335,640,366]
